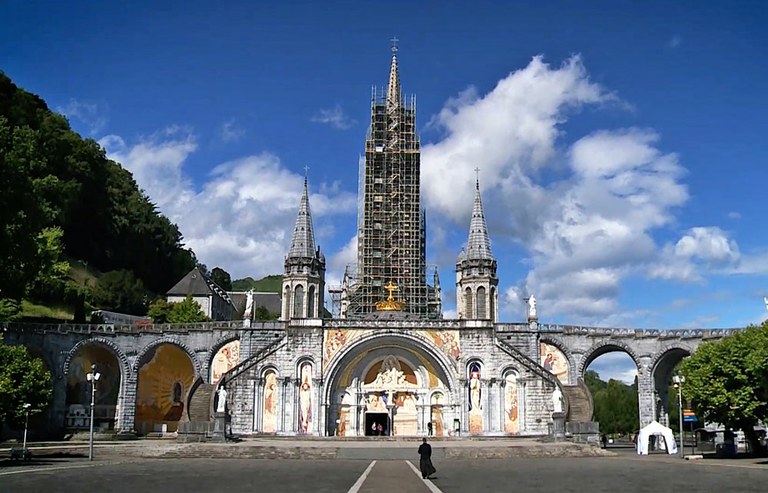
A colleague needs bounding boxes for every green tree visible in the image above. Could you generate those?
[210,267,232,291]
[147,297,172,323]
[680,322,768,455]
[0,339,52,429]
[585,369,639,436]
[92,270,147,315]
[253,305,279,321]
[167,295,208,323]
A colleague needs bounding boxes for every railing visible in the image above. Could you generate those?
[0,320,285,334]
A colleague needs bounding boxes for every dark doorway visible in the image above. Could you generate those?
[365,412,389,436]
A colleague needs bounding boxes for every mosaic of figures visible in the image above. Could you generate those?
[135,344,195,434]
[468,362,482,434]
[65,344,121,429]
[540,342,569,384]
[262,370,278,433]
[504,372,519,433]
[298,362,313,434]
[323,328,461,370]
[210,340,240,385]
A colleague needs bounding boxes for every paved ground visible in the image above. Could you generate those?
[1,449,766,493]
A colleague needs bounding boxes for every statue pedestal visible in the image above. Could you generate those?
[212,412,227,442]
[552,412,566,441]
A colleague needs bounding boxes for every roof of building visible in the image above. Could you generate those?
[287,176,318,259]
[463,177,494,261]
[166,267,235,306]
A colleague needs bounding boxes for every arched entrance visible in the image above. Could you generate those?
[65,343,122,431]
[324,333,457,437]
[135,343,195,435]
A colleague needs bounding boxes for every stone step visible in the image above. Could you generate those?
[188,384,215,422]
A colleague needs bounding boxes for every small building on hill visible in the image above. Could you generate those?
[166,267,237,321]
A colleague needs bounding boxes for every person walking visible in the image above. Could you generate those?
[377,423,383,436]
[427,421,433,436]
[418,438,436,479]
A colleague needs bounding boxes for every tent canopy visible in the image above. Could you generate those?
[636,420,678,455]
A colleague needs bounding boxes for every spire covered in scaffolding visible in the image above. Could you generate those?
[465,173,494,261]
[386,36,401,111]
[288,174,316,258]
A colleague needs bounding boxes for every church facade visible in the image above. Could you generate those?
[222,46,563,438]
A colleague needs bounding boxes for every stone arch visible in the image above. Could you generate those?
[203,333,240,371]
[500,365,520,379]
[293,354,316,373]
[132,337,201,378]
[577,340,641,378]
[259,364,281,379]
[323,330,459,406]
[64,338,131,380]
[649,344,693,378]
[465,358,483,377]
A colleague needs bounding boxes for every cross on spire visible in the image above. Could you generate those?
[474,167,480,189]
[304,165,310,178]
[391,36,399,53]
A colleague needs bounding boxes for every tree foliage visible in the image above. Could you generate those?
[92,270,148,315]
[584,369,639,435]
[680,322,768,454]
[148,295,208,323]
[0,73,197,316]
[210,267,232,291]
[0,338,52,428]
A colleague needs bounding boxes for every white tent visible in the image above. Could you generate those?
[636,420,678,455]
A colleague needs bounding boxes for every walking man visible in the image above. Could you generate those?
[427,421,433,436]
[418,438,436,479]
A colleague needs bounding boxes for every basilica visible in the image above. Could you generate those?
[215,46,571,438]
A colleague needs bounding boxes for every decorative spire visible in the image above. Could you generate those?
[465,173,493,260]
[288,175,316,258]
[386,37,401,111]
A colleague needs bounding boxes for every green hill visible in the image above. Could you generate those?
[232,275,282,292]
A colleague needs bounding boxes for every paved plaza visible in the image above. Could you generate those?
[1,446,766,493]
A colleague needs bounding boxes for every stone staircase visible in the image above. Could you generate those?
[177,380,216,442]
[188,382,215,422]
[562,379,593,422]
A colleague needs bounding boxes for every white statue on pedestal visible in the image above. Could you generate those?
[243,290,254,321]
[216,386,227,413]
[527,295,537,321]
[551,387,563,414]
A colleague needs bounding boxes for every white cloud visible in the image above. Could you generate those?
[311,104,355,129]
[422,55,691,322]
[57,98,108,134]
[650,227,741,282]
[220,118,245,142]
[668,36,682,48]
[101,130,356,280]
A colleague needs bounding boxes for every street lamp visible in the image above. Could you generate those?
[672,375,685,459]
[86,364,101,461]
[22,403,31,455]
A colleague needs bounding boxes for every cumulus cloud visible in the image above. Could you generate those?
[57,98,108,134]
[421,55,696,322]
[100,130,356,279]
[311,104,355,129]
[651,227,741,282]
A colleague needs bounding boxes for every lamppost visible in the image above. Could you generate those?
[86,364,101,461]
[22,403,31,455]
[672,375,685,459]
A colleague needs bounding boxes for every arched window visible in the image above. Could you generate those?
[490,287,496,322]
[476,286,487,319]
[283,286,291,319]
[293,285,305,318]
[308,286,316,318]
[465,287,473,319]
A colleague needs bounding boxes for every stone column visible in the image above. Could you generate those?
[637,359,655,428]
[118,374,137,436]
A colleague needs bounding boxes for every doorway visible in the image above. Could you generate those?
[365,412,389,436]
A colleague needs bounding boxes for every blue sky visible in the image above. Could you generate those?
[2,1,767,381]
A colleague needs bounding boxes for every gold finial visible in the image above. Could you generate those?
[375,280,405,311]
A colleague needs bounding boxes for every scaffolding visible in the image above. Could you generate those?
[342,53,440,319]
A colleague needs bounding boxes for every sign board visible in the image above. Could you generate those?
[683,409,697,422]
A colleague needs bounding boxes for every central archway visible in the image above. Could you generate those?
[324,331,458,437]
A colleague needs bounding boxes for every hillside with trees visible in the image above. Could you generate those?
[0,72,197,320]
[584,369,639,436]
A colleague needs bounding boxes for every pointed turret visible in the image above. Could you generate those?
[386,42,401,111]
[456,175,498,321]
[288,177,316,258]
[282,174,325,320]
[465,177,494,261]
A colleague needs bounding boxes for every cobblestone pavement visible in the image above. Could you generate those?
[1,452,765,493]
